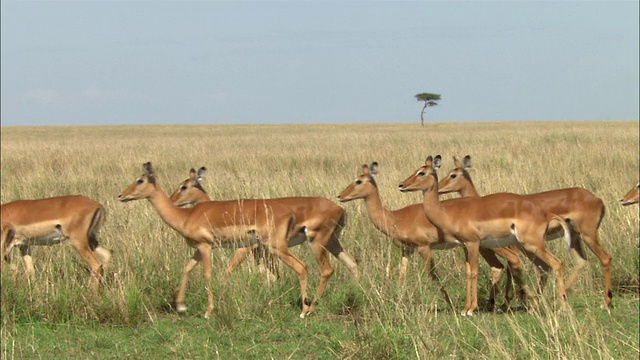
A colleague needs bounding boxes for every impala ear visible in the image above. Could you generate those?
[433,155,442,170]
[370,162,379,176]
[362,164,370,176]
[143,162,154,175]
[197,167,207,180]
[189,168,197,180]
[453,156,462,169]
[425,155,433,165]
[462,155,472,170]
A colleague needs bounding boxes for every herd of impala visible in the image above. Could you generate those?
[1,157,638,319]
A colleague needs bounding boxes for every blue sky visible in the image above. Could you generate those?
[1,1,638,126]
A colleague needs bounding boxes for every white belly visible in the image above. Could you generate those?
[431,240,463,251]
[5,229,67,257]
[479,235,519,249]
[216,236,260,249]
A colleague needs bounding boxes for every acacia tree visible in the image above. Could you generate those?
[415,93,441,127]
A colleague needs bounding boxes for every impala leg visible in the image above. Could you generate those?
[225,247,253,278]
[19,245,35,279]
[564,239,587,290]
[510,246,546,312]
[417,246,453,308]
[462,242,480,316]
[272,247,309,318]
[309,239,334,309]
[478,248,505,311]
[72,242,104,294]
[522,248,551,294]
[70,237,104,294]
[462,247,472,314]
[577,228,612,308]
[493,246,527,308]
[399,245,414,283]
[523,243,567,312]
[461,242,480,316]
[399,256,409,282]
[175,250,202,314]
[198,244,214,319]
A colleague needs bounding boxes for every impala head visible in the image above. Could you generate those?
[169,167,208,207]
[118,162,158,202]
[398,155,441,193]
[438,155,474,194]
[620,181,640,206]
[337,162,379,202]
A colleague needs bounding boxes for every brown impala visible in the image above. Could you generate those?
[438,155,613,308]
[1,195,112,294]
[118,162,311,319]
[168,167,359,309]
[337,162,528,310]
[399,155,571,316]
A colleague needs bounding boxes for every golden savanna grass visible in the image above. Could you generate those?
[1,121,639,359]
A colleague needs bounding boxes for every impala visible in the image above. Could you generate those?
[337,162,527,310]
[168,167,359,307]
[1,195,112,293]
[118,162,312,319]
[171,168,280,280]
[620,182,639,206]
[439,155,613,307]
[399,155,571,316]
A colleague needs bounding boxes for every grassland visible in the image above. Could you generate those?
[1,120,638,359]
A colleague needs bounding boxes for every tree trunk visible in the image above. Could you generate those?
[420,102,428,127]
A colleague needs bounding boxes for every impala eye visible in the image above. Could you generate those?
[450,173,457,179]
[180,185,188,191]
[355,179,363,185]
[417,171,426,176]
[136,179,144,185]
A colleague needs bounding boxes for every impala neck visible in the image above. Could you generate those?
[192,188,211,205]
[363,189,397,237]
[148,186,191,233]
[421,183,449,232]
[459,177,480,198]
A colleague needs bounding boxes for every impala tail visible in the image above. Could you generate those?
[2,226,16,264]
[88,207,112,267]
[548,214,572,251]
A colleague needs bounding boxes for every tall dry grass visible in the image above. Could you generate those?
[1,121,638,358]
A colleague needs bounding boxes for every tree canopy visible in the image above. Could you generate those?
[415,93,441,126]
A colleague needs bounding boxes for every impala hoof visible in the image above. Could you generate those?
[300,307,314,319]
[176,304,187,313]
[204,312,211,319]
[461,310,474,317]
